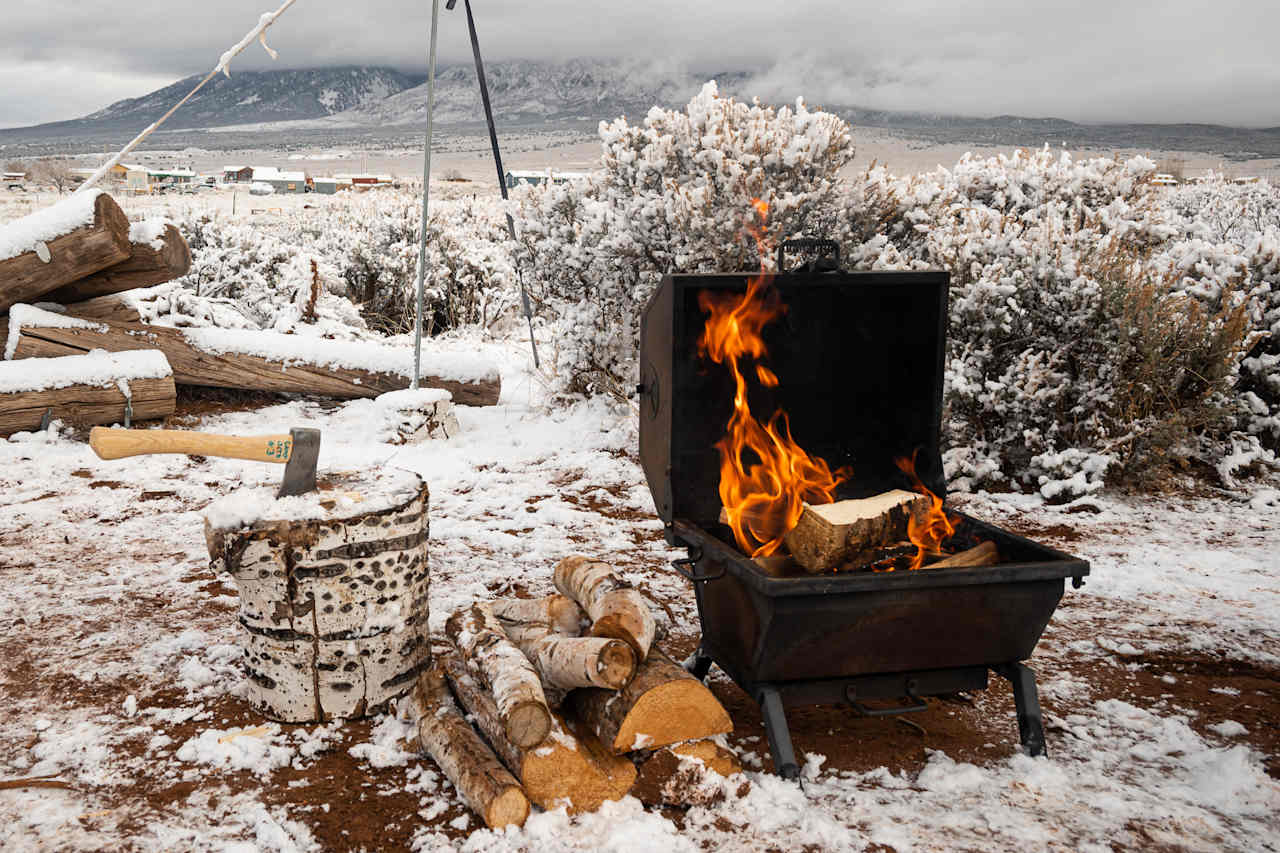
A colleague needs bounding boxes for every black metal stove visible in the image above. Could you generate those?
[637,244,1089,779]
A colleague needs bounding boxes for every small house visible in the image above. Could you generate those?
[312,177,350,195]
[504,169,589,189]
[223,166,253,183]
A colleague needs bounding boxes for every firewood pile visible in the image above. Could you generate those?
[0,191,500,437]
[402,556,742,829]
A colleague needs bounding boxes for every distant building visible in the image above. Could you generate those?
[1151,173,1178,186]
[312,177,350,195]
[504,169,589,189]
[223,165,253,183]
[126,169,150,191]
[252,166,309,193]
[148,168,196,185]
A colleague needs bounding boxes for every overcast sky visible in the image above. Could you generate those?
[1,0,1277,129]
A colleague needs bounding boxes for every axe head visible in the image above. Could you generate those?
[278,428,321,497]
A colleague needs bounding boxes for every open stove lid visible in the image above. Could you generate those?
[638,268,950,535]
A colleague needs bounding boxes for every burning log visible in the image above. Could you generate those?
[0,349,175,436]
[567,647,732,754]
[404,662,530,829]
[46,222,191,303]
[438,645,636,813]
[444,603,552,749]
[553,556,656,661]
[928,540,999,569]
[631,739,744,807]
[782,490,930,573]
[0,192,131,314]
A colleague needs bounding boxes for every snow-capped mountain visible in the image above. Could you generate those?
[40,67,424,133]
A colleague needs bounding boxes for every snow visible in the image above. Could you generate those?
[179,326,500,383]
[0,189,105,262]
[4,304,107,360]
[0,348,171,394]
[176,724,295,776]
[203,466,422,530]
[128,219,169,250]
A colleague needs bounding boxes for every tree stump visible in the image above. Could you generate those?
[204,468,430,722]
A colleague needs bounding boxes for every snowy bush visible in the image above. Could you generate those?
[514,81,852,396]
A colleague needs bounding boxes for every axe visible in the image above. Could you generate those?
[88,426,321,497]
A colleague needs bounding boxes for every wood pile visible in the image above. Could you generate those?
[0,191,502,434]
[402,556,742,829]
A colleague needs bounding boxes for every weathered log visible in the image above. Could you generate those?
[631,739,744,807]
[929,540,999,569]
[782,490,931,573]
[0,192,131,314]
[46,223,191,303]
[204,468,431,722]
[439,645,636,813]
[553,556,656,660]
[61,291,144,324]
[445,603,551,749]
[405,662,529,829]
[8,306,501,405]
[0,349,174,436]
[567,647,732,754]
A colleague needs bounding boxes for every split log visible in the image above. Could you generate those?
[204,468,431,722]
[0,349,174,436]
[62,291,144,324]
[405,662,529,829]
[7,305,501,405]
[929,540,999,569]
[783,490,931,573]
[631,739,744,807]
[553,556,656,660]
[46,223,191,303]
[377,388,460,444]
[0,192,131,314]
[568,647,732,754]
[445,603,551,749]
[439,645,636,813]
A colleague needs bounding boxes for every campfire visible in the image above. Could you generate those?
[636,225,1090,780]
[696,202,997,576]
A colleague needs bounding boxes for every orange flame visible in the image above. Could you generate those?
[894,450,958,570]
[698,200,849,557]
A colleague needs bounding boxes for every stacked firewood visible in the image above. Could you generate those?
[402,556,742,829]
[0,191,500,436]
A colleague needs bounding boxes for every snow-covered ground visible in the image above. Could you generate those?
[1,336,1276,852]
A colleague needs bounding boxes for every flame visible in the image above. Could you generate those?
[894,450,958,570]
[698,200,849,557]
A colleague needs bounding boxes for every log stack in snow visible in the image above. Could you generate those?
[205,468,431,723]
[403,556,742,827]
[0,349,175,436]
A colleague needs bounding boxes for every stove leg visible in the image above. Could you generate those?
[757,685,801,781]
[995,662,1048,757]
[682,645,714,681]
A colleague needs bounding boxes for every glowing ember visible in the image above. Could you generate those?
[698,200,849,557]
[894,449,958,570]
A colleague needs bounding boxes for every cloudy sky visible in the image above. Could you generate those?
[1,0,1277,128]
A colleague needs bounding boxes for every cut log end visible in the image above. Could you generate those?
[595,640,637,690]
[783,490,931,573]
[506,700,553,750]
[613,680,732,753]
[485,787,532,829]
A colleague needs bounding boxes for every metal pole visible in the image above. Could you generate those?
[451,0,540,368]
[411,0,443,390]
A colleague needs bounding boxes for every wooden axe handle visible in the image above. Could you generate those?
[89,427,294,463]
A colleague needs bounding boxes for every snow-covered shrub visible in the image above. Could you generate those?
[840,149,1260,496]
[514,81,852,396]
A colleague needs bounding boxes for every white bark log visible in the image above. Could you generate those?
[553,556,656,661]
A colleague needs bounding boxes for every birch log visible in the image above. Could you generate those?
[553,556,656,661]
[492,595,633,690]
[46,223,192,303]
[439,645,636,814]
[445,603,551,749]
[567,647,732,754]
[0,192,131,313]
[491,594,586,642]
[405,662,529,829]
[205,468,431,722]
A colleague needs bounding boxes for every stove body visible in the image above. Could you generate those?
[638,264,1089,778]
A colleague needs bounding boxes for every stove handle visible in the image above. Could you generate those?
[845,680,929,717]
[671,554,723,583]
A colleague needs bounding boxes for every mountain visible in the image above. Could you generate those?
[11,67,424,135]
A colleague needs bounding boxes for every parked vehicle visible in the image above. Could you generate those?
[249,181,275,196]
